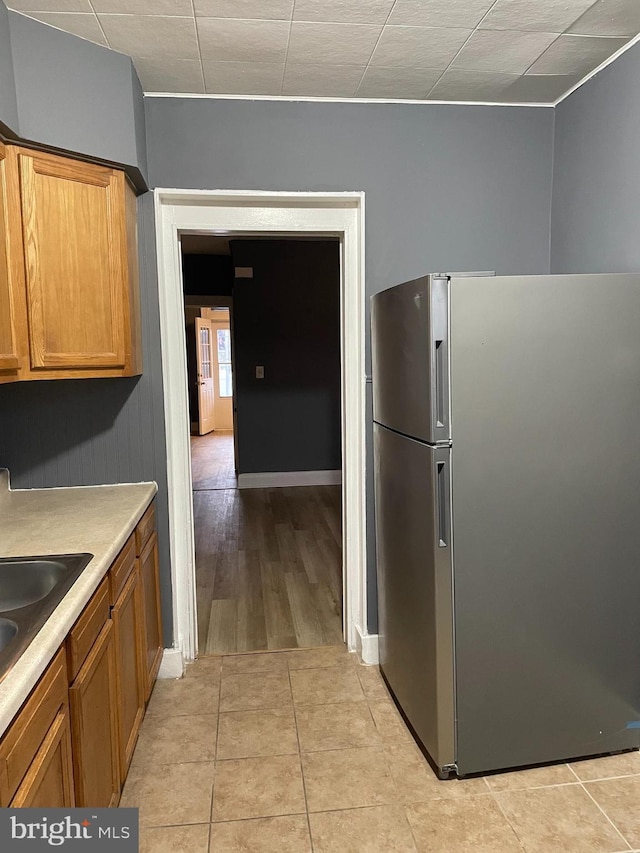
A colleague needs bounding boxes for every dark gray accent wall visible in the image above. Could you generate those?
[0,1,18,136]
[230,239,341,475]
[6,9,147,186]
[0,193,173,644]
[146,97,555,633]
[551,42,640,274]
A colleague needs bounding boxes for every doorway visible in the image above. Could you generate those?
[154,190,371,665]
[182,235,344,654]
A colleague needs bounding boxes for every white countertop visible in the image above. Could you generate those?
[0,470,157,737]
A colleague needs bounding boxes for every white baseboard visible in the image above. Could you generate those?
[238,469,342,489]
[157,648,184,679]
[355,624,379,665]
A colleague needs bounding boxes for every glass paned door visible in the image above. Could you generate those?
[217,328,233,398]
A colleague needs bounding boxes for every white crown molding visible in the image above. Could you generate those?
[144,92,552,108]
[554,32,640,106]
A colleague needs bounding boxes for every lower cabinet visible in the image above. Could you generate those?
[11,710,75,808]
[112,564,145,777]
[139,532,163,701]
[0,498,162,808]
[69,620,120,808]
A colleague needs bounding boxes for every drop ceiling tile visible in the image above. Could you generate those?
[293,0,394,25]
[452,29,559,73]
[287,22,382,65]
[569,0,640,36]
[99,14,199,60]
[356,65,442,98]
[503,73,583,102]
[24,12,107,44]
[282,63,365,96]
[133,57,204,92]
[528,33,629,75]
[370,25,471,68]
[203,60,285,94]
[428,69,519,100]
[193,0,293,20]
[93,0,191,14]
[388,0,496,29]
[197,18,290,62]
[7,0,90,10]
[480,0,595,33]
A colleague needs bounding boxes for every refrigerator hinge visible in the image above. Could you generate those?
[439,763,458,780]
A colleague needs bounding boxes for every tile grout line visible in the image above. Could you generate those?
[287,659,316,852]
[488,787,528,852]
[209,657,224,834]
[579,779,635,851]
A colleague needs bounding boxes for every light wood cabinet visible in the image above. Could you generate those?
[11,710,75,808]
[139,531,163,701]
[0,498,161,808]
[112,564,145,778]
[0,648,71,806]
[2,144,141,381]
[0,142,20,382]
[69,620,120,808]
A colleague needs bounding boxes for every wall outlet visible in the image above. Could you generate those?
[255,366,265,379]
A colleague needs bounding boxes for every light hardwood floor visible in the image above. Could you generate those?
[192,434,343,654]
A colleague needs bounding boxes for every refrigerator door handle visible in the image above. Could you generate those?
[430,276,450,442]
[436,458,450,548]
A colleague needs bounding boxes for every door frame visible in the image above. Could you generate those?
[154,189,368,661]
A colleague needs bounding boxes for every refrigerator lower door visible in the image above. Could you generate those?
[373,423,455,773]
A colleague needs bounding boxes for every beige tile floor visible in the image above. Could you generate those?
[121,645,640,853]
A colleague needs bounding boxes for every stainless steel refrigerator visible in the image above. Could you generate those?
[371,272,640,778]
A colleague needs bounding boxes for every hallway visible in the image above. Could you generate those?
[192,433,343,654]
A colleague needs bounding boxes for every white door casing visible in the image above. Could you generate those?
[154,190,370,662]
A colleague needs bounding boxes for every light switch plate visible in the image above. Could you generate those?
[256,365,265,378]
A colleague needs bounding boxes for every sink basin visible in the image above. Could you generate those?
[0,618,18,652]
[0,559,69,611]
[0,553,93,683]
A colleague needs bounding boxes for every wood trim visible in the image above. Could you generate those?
[69,619,121,808]
[1,145,29,382]
[28,151,113,188]
[124,178,142,376]
[0,647,67,806]
[0,143,19,373]
[10,709,75,808]
[66,577,110,682]
[109,533,136,606]
[135,501,155,556]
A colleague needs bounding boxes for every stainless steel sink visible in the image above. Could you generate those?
[0,618,18,652]
[0,553,93,682]
[0,559,70,611]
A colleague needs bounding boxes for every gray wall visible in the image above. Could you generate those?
[0,1,17,136]
[1,5,147,187]
[231,239,341,475]
[146,97,556,632]
[551,42,640,274]
[0,194,173,643]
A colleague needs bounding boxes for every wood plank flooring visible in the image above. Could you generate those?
[191,431,237,490]
[192,434,343,654]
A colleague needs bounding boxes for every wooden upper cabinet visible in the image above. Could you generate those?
[19,150,127,372]
[0,143,20,381]
[0,144,142,381]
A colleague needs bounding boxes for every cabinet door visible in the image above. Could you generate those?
[11,709,75,808]
[69,619,120,807]
[112,565,145,777]
[0,143,20,378]
[139,532,163,701]
[18,149,127,371]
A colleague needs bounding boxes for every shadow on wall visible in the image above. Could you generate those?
[0,377,141,486]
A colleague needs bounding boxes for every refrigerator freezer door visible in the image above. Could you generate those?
[371,276,450,444]
[373,422,455,772]
[449,273,640,775]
